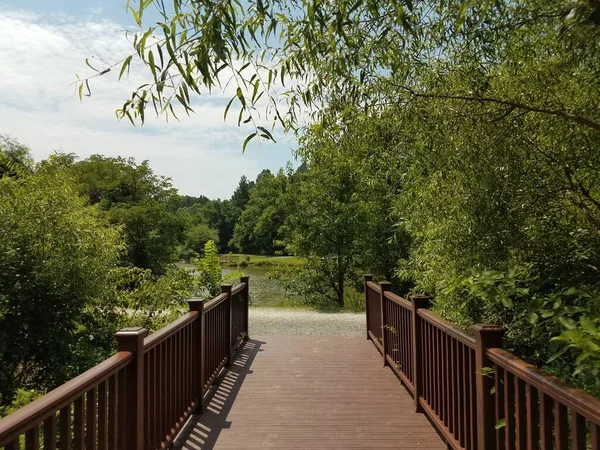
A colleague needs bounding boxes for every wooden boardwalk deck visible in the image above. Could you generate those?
[174,335,445,449]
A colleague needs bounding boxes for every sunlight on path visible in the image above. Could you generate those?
[248,308,365,336]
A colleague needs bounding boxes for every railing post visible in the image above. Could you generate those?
[114,327,148,450]
[241,276,250,337]
[222,284,233,366]
[379,281,392,367]
[188,297,205,412]
[410,294,429,413]
[364,275,373,340]
[474,324,504,450]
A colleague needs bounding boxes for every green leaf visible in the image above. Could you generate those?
[495,419,506,430]
[257,126,275,142]
[242,132,257,153]
[224,96,235,121]
[119,56,133,81]
[148,50,157,79]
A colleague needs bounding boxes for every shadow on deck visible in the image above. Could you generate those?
[174,336,445,450]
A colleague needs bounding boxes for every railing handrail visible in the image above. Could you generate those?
[366,280,381,293]
[0,278,251,449]
[203,292,228,312]
[231,282,247,295]
[488,347,600,424]
[383,290,412,309]
[417,309,476,349]
[0,351,132,446]
[364,275,600,450]
[143,310,199,352]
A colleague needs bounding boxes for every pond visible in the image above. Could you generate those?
[178,263,304,308]
[223,267,304,308]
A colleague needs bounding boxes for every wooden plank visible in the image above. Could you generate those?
[526,385,539,450]
[59,405,71,450]
[174,336,445,450]
[25,425,39,450]
[515,377,527,450]
[539,393,553,450]
[44,414,57,450]
[86,388,97,450]
[554,401,568,450]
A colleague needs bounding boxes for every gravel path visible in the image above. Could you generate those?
[248,307,366,335]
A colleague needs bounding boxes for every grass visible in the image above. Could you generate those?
[219,254,306,268]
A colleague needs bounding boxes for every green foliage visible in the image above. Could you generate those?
[0,163,121,402]
[0,135,34,178]
[68,155,184,273]
[0,389,43,418]
[231,169,288,255]
[111,265,197,332]
[195,240,222,297]
[72,0,600,397]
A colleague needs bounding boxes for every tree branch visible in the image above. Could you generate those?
[392,84,600,132]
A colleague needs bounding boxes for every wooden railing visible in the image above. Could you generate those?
[364,274,600,450]
[0,277,250,450]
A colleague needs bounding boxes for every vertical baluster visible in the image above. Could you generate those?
[571,412,586,450]
[44,413,57,450]
[74,396,85,450]
[5,439,20,450]
[159,343,165,445]
[469,349,477,450]
[591,423,599,450]
[148,350,155,450]
[169,333,174,433]
[449,336,455,436]
[379,281,391,366]
[450,338,461,442]
[494,365,505,450]
[364,276,372,339]
[60,404,72,450]
[108,375,117,450]
[505,370,516,450]
[526,385,539,450]
[461,345,468,450]
[86,388,97,450]
[411,295,428,412]
[441,329,447,423]
[515,378,527,450]
[25,425,40,450]
[474,324,504,450]
[433,327,439,416]
[554,401,567,450]
[98,382,107,450]
[539,393,552,450]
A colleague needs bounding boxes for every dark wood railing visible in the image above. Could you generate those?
[364,274,600,450]
[0,278,250,450]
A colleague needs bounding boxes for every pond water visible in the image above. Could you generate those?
[179,263,301,308]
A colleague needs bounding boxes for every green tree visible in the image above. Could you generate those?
[69,155,184,273]
[0,161,120,403]
[231,169,288,255]
[0,135,34,178]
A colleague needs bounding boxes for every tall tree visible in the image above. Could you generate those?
[231,169,288,254]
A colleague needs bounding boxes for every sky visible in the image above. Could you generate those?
[0,1,297,199]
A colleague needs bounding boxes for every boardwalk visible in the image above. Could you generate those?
[174,335,445,449]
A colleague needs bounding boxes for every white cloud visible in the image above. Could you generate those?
[0,7,296,198]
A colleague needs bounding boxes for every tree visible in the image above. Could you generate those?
[0,135,34,178]
[69,155,184,273]
[0,160,120,403]
[230,169,288,254]
[231,176,255,211]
